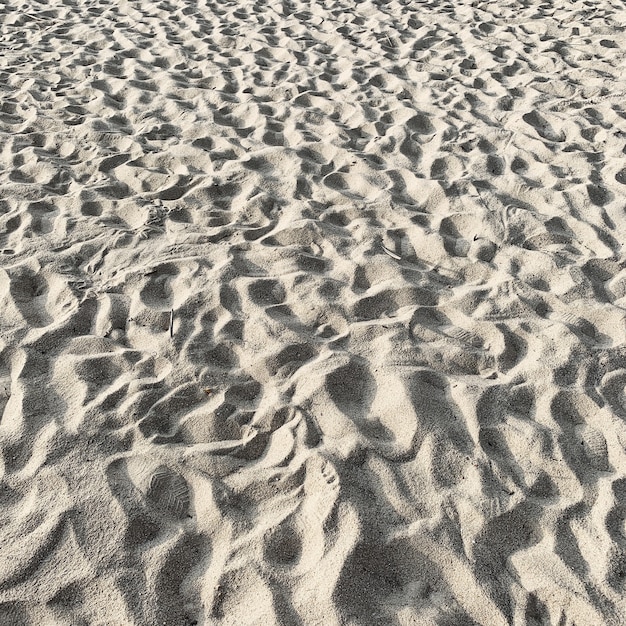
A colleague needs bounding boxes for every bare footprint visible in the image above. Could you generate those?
[264,454,341,573]
[302,454,341,528]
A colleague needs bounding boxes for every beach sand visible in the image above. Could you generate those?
[2,0,626,623]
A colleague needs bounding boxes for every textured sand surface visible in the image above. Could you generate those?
[2,0,626,624]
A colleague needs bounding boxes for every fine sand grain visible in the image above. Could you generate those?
[2,0,626,624]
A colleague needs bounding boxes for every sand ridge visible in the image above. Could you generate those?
[1,0,626,623]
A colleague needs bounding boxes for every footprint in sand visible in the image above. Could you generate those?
[578,425,609,472]
[120,457,192,521]
[146,465,191,518]
[264,454,341,572]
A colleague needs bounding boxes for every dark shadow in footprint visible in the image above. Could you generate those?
[408,307,449,342]
[522,110,564,142]
[326,357,376,421]
[9,267,51,327]
[335,534,477,625]
[248,279,285,306]
[140,263,179,310]
[335,540,403,622]
[354,288,436,322]
[587,184,611,207]
[496,324,527,373]
[407,112,435,134]
[264,518,302,566]
[27,201,56,234]
[0,602,29,626]
[266,343,317,378]
[153,532,209,625]
[472,501,542,617]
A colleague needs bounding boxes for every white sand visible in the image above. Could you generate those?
[1,0,626,623]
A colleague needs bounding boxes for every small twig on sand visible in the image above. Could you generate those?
[381,244,402,260]
[169,309,174,338]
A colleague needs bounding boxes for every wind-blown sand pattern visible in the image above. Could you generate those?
[1,0,626,623]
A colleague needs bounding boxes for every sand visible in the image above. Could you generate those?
[1,0,626,623]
